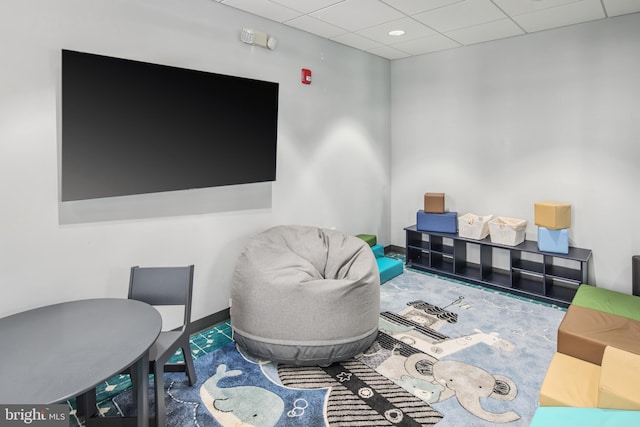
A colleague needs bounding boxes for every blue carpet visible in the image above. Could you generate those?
[106,269,564,426]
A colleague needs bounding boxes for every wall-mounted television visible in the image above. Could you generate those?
[61,49,278,202]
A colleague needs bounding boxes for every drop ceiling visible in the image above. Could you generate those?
[214,0,640,59]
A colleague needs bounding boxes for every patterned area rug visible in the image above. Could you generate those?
[112,269,565,426]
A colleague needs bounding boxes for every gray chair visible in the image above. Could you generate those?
[128,265,197,427]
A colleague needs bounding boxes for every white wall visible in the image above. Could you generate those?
[0,0,391,319]
[390,13,640,294]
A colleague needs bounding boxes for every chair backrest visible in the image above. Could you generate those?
[128,265,194,330]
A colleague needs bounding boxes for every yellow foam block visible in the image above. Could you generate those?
[599,346,640,410]
[539,352,600,407]
[534,201,571,230]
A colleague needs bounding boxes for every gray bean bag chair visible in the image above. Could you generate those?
[231,225,380,366]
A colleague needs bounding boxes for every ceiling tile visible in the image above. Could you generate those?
[218,0,640,60]
[366,45,412,60]
[220,0,301,22]
[380,0,464,15]
[331,32,384,50]
[286,15,347,38]
[310,0,405,31]
[355,17,436,44]
[413,0,508,32]
[512,0,605,33]
[491,0,584,17]
[446,18,525,45]
[270,0,345,14]
[390,33,461,55]
[602,0,640,16]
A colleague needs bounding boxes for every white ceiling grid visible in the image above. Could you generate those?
[214,0,640,59]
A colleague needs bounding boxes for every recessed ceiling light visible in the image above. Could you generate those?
[388,30,405,37]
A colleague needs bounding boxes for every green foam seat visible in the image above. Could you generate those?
[356,234,377,247]
[572,284,640,322]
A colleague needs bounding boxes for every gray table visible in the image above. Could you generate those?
[0,298,162,427]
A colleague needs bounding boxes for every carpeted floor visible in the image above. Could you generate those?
[99,267,565,427]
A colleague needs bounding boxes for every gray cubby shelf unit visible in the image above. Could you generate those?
[404,225,592,307]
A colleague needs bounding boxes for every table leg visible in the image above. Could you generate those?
[135,352,149,427]
[76,389,96,418]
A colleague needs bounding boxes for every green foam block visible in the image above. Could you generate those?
[356,234,377,247]
[572,284,640,322]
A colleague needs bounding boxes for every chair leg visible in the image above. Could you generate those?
[183,346,197,386]
[154,366,165,427]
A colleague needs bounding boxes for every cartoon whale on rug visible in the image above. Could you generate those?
[200,364,285,427]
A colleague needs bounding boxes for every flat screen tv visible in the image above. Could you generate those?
[61,49,278,201]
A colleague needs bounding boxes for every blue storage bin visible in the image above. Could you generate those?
[417,210,457,233]
[537,226,569,254]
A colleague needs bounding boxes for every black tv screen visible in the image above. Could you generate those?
[61,49,278,201]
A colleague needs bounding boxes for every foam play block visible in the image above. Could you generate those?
[367,244,403,284]
[376,256,404,284]
[572,284,640,322]
[530,407,640,427]
[423,193,445,213]
[599,346,640,410]
[371,244,385,258]
[557,304,640,365]
[537,226,569,254]
[356,234,377,247]
[539,351,600,407]
[534,201,571,230]
[416,210,457,233]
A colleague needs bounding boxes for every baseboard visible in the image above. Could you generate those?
[385,245,405,255]
[190,308,230,335]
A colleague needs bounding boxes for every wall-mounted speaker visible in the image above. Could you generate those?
[241,28,277,50]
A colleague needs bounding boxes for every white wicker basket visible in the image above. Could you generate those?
[489,216,527,246]
[458,213,493,240]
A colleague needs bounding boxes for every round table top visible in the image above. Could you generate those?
[0,298,162,404]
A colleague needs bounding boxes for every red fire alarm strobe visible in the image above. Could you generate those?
[301,68,312,84]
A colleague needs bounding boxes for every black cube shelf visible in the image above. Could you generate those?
[404,225,592,307]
